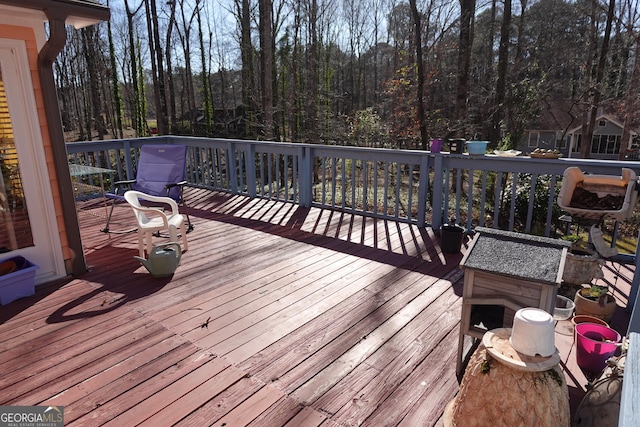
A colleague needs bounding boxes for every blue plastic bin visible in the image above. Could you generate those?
[0,256,39,305]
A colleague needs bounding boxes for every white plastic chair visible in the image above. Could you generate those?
[124,190,189,258]
[104,144,193,233]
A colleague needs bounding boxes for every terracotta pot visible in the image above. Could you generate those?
[571,314,609,328]
[573,290,617,323]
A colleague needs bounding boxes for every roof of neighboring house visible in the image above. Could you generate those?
[598,98,640,131]
[0,0,109,28]
[567,114,626,134]
[529,96,578,132]
[529,95,640,134]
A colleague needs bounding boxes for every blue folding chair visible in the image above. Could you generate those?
[102,144,193,233]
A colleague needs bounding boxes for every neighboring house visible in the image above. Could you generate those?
[213,103,245,136]
[520,97,638,160]
[565,114,639,160]
[0,0,109,284]
[179,103,247,137]
[520,97,576,155]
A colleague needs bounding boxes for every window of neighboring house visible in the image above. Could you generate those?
[528,132,539,147]
[598,120,607,127]
[558,136,568,149]
[0,66,34,252]
[590,134,621,154]
[572,135,581,152]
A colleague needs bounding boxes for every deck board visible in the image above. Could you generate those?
[3,314,161,403]
[0,188,633,426]
[41,331,186,405]
[64,345,208,424]
[104,356,237,426]
[310,288,461,422]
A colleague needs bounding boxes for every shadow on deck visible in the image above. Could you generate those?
[0,188,633,426]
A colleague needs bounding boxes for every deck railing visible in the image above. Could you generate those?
[66,135,640,426]
[66,136,638,232]
[66,135,640,309]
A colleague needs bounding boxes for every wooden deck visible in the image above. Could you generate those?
[0,188,633,426]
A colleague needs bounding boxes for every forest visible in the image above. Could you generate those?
[55,0,640,158]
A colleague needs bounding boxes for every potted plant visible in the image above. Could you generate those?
[573,284,617,323]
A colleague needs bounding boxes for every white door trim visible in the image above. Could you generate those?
[0,38,65,283]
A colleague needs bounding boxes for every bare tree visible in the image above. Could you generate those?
[123,0,146,136]
[165,0,178,130]
[308,0,320,146]
[455,0,476,127]
[259,0,275,139]
[176,0,198,132]
[409,0,427,149]
[234,0,257,137]
[82,26,108,140]
[106,0,124,139]
[619,35,640,159]
[144,0,169,134]
[581,0,616,158]
[196,0,213,134]
[490,0,511,144]
[617,0,640,159]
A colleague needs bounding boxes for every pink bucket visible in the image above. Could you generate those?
[575,323,621,374]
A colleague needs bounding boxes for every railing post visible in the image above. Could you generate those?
[417,154,429,227]
[431,155,445,230]
[627,229,640,314]
[618,332,639,427]
[245,142,257,198]
[300,145,313,207]
[227,140,238,194]
[123,139,134,180]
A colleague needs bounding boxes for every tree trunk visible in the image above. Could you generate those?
[136,43,148,133]
[259,0,274,139]
[236,0,255,137]
[513,0,527,75]
[581,0,615,159]
[292,1,301,141]
[144,0,160,134]
[491,0,511,145]
[410,0,427,150]
[619,35,640,160]
[178,0,197,133]
[106,0,123,139]
[455,0,476,126]
[82,26,106,140]
[124,0,145,137]
[486,0,496,103]
[143,0,169,135]
[579,0,596,158]
[197,1,213,135]
[150,0,168,135]
[309,0,319,181]
[165,0,177,131]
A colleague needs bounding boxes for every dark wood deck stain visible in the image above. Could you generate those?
[0,189,632,426]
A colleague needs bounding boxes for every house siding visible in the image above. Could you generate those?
[523,115,636,160]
